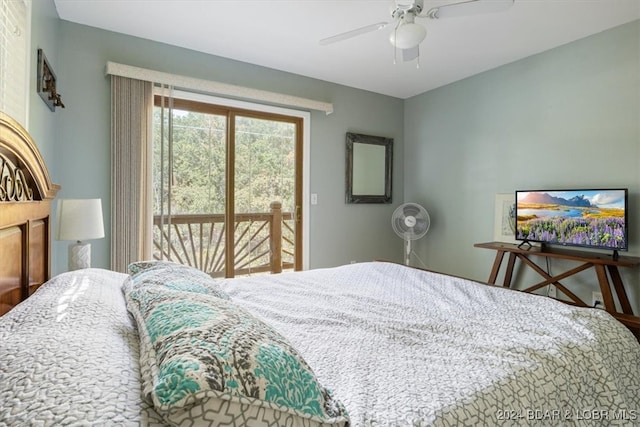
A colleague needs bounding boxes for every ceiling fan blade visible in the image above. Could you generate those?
[426,0,514,19]
[319,22,389,46]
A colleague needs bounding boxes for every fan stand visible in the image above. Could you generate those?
[404,233,412,265]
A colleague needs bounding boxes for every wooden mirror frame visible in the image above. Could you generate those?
[345,132,393,204]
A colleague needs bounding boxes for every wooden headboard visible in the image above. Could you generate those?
[0,112,60,315]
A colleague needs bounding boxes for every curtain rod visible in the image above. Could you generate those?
[105,62,333,115]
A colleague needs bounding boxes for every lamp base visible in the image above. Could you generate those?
[69,242,91,270]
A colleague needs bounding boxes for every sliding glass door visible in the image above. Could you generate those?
[153,96,302,277]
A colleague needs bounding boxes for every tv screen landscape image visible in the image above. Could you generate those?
[515,189,628,251]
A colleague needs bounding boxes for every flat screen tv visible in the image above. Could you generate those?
[515,189,628,255]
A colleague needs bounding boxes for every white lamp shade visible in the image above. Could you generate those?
[57,198,105,241]
[389,23,427,49]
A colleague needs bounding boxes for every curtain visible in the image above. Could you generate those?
[155,86,174,266]
[110,76,153,272]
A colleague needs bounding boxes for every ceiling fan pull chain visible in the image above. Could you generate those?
[392,19,402,64]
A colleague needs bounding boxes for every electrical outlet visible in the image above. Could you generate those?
[547,285,557,298]
[592,292,604,309]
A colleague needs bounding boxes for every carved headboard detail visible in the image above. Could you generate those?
[0,111,60,315]
[1,152,34,202]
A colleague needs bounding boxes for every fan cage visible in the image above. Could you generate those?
[391,203,430,240]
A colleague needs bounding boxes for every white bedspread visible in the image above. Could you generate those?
[1,263,639,426]
[219,262,640,426]
[0,269,163,426]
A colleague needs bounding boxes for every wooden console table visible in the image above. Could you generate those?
[474,242,640,316]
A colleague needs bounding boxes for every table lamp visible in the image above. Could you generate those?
[57,198,105,270]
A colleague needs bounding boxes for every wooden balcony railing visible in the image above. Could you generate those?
[153,201,295,278]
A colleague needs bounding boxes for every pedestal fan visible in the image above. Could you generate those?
[391,202,430,265]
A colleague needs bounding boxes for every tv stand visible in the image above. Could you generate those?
[474,242,640,317]
[517,240,532,249]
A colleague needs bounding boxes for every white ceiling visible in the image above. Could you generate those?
[53,0,640,99]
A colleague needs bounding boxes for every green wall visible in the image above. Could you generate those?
[404,20,640,311]
[28,0,59,178]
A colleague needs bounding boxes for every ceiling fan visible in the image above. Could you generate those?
[320,0,514,63]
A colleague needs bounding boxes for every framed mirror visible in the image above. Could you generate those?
[345,132,393,204]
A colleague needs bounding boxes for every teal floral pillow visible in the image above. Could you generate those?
[125,285,349,426]
[125,261,229,300]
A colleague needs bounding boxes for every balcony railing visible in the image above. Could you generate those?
[153,201,295,277]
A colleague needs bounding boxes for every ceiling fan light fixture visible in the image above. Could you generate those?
[389,22,426,49]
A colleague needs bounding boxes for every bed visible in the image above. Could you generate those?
[1,112,639,426]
